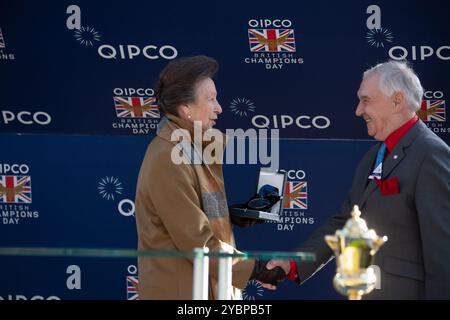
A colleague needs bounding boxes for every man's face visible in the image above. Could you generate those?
[355,74,396,141]
[188,77,222,130]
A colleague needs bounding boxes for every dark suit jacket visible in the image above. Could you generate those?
[296,120,450,299]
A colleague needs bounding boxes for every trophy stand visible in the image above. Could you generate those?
[325,205,388,300]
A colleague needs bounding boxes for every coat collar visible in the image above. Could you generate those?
[157,113,226,150]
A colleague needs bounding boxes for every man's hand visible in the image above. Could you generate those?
[267,259,290,274]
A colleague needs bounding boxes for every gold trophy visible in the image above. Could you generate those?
[325,205,388,300]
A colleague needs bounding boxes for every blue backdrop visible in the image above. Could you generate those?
[1,0,449,300]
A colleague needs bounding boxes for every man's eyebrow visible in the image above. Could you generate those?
[358,94,370,100]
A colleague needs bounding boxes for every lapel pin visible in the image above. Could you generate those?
[393,155,398,160]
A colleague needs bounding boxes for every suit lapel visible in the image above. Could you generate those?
[383,121,423,180]
[358,120,424,207]
[381,147,405,179]
[359,178,377,208]
[359,146,406,207]
[358,146,379,207]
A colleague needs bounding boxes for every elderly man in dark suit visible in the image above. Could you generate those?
[267,60,450,299]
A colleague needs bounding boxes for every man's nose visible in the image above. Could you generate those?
[355,103,363,117]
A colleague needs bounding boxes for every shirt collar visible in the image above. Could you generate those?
[384,115,418,153]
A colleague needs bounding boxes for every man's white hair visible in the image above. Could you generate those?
[363,61,424,112]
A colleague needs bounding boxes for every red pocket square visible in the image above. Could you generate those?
[374,177,399,196]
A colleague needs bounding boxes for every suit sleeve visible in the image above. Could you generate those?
[415,143,450,299]
[294,196,349,284]
[293,151,374,285]
[147,157,254,289]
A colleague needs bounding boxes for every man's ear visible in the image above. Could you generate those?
[392,91,406,112]
[393,91,404,107]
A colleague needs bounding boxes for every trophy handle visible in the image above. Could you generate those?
[324,235,339,254]
[370,235,388,255]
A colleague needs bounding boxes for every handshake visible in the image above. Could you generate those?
[249,259,291,290]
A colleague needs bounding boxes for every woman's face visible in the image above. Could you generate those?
[188,77,222,130]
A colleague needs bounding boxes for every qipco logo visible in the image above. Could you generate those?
[113,88,155,97]
[248,19,292,28]
[98,44,178,60]
[1,110,52,125]
[252,114,331,129]
[0,163,30,175]
[0,294,60,300]
[287,170,306,180]
[118,199,135,217]
[424,91,444,99]
[389,45,450,61]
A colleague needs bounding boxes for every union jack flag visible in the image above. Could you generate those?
[418,100,446,122]
[0,175,32,204]
[114,96,160,118]
[248,29,296,52]
[127,276,139,300]
[284,181,307,209]
[0,27,5,48]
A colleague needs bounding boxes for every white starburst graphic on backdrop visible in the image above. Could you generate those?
[74,26,101,46]
[366,27,394,48]
[229,98,256,117]
[98,176,123,201]
[242,279,264,300]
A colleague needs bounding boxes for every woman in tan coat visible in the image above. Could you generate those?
[135,55,285,300]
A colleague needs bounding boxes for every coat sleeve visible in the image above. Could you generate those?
[415,143,450,299]
[146,155,254,289]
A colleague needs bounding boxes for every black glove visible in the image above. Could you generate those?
[250,259,286,286]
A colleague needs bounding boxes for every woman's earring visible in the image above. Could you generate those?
[188,113,192,119]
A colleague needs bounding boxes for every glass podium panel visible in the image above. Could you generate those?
[0,247,314,300]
